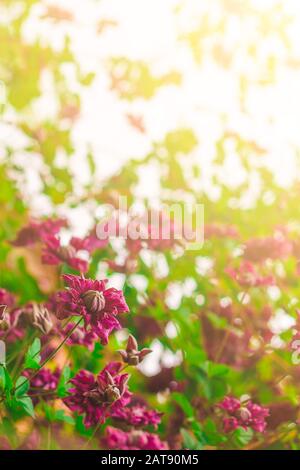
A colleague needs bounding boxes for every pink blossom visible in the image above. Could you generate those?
[223,417,239,433]
[61,322,98,350]
[146,212,188,251]
[104,427,168,450]
[219,396,241,413]
[0,292,24,342]
[12,218,67,246]
[55,274,129,344]
[0,288,16,308]
[219,396,269,434]
[64,362,131,428]
[70,232,109,253]
[246,402,270,433]
[24,368,60,404]
[244,235,292,263]
[225,261,274,287]
[205,224,239,239]
[112,404,162,427]
[42,234,89,273]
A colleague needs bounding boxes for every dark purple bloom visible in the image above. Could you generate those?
[223,417,239,433]
[70,232,109,253]
[225,261,274,288]
[246,402,270,433]
[24,368,60,404]
[219,396,241,414]
[55,274,129,344]
[64,362,131,428]
[0,288,16,308]
[112,404,162,428]
[11,218,67,246]
[219,396,269,434]
[61,322,98,350]
[104,427,168,450]
[244,235,292,263]
[42,235,89,273]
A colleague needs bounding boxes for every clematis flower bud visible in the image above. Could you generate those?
[32,303,53,335]
[0,305,10,331]
[238,407,252,422]
[118,334,152,366]
[81,290,106,315]
[104,384,122,403]
[64,363,131,427]
[103,371,121,403]
[59,245,77,261]
[128,430,147,447]
[218,396,269,434]
[83,370,127,405]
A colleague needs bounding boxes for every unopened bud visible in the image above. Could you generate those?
[82,290,106,314]
[126,353,140,366]
[59,245,77,261]
[238,407,251,422]
[128,430,145,446]
[32,304,53,335]
[0,305,9,331]
[104,385,121,403]
[118,334,152,366]
[126,334,138,352]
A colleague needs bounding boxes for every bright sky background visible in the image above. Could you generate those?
[2,0,300,374]
[2,0,300,211]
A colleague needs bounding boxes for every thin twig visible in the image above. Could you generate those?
[14,318,82,393]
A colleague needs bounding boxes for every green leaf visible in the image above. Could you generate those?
[180,429,203,450]
[209,363,230,378]
[43,403,54,421]
[15,376,29,397]
[195,361,229,402]
[0,366,6,390]
[190,421,206,444]
[54,409,75,425]
[24,338,41,370]
[80,72,95,86]
[173,392,194,418]
[57,366,71,397]
[199,361,229,378]
[17,396,35,418]
[87,151,96,176]
[207,312,228,329]
[232,427,254,447]
[0,365,13,394]
[75,415,94,437]
[92,342,104,359]
[203,419,226,445]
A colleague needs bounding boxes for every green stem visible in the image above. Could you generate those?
[81,421,102,449]
[14,318,82,393]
